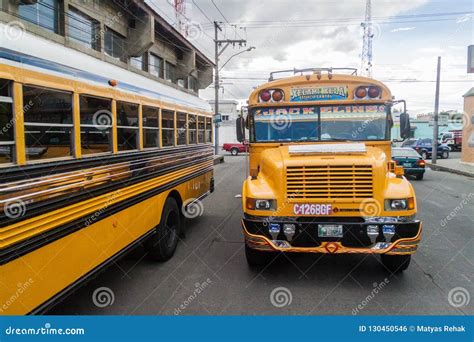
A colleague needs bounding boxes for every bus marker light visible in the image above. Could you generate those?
[368,86,381,98]
[269,223,281,240]
[367,225,379,244]
[355,86,367,98]
[283,224,296,241]
[260,90,271,102]
[272,89,284,102]
[382,225,396,241]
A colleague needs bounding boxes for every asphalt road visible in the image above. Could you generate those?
[50,155,473,315]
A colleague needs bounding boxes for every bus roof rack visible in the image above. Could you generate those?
[268,68,358,81]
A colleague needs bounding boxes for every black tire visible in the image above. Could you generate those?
[245,244,277,268]
[415,173,424,180]
[381,254,411,273]
[441,151,449,159]
[420,151,428,160]
[146,197,181,262]
[230,147,239,156]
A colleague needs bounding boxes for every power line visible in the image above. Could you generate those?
[210,0,244,41]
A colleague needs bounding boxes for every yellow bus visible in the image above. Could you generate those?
[0,48,214,314]
[237,68,421,272]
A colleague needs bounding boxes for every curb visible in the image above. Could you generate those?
[426,163,474,178]
[213,155,224,165]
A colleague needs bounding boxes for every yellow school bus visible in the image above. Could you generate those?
[0,49,213,314]
[238,68,421,272]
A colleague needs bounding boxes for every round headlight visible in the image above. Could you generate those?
[391,200,407,210]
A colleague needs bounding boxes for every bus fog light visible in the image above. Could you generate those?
[269,223,280,240]
[283,224,296,241]
[367,225,379,244]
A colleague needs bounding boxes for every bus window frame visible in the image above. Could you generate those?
[0,79,15,165]
[116,100,140,152]
[142,105,161,150]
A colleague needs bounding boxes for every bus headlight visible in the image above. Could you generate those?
[385,198,415,211]
[246,198,277,211]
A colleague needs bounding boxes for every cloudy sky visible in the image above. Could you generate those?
[148,0,473,114]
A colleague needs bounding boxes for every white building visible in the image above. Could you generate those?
[208,99,240,145]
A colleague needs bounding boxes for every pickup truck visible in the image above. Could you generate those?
[223,142,248,156]
[439,130,462,151]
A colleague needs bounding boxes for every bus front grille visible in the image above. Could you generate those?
[286,165,373,199]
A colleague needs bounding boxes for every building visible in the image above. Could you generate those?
[0,0,214,94]
[208,99,240,144]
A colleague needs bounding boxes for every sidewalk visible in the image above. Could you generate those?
[214,155,224,165]
[426,158,474,178]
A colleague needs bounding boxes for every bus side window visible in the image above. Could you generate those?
[143,106,160,148]
[117,101,139,151]
[197,115,205,143]
[176,112,186,145]
[205,117,212,143]
[79,95,113,155]
[188,114,197,144]
[23,86,74,161]
[0,79,14,164]
[161,110,175,147]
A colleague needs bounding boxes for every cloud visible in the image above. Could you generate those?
[390,27,416,32]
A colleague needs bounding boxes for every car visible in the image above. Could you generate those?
[223,142,248,156]
[392,148,426,180]
[401,138,450,159]
[439,130,462,151]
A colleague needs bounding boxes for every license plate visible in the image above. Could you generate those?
[293,203,333,215]
[318,224,343,238]
[403,163,412,167]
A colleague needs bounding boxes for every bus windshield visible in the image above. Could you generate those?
[251,105,389,143]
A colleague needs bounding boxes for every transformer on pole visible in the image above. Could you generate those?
[361,0,373,78]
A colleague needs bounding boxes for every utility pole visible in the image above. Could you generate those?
[213,21,247,155]
[432,56,441,164]
[361,0,373,77]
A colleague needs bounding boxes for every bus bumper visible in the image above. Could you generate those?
[242,217,422,255]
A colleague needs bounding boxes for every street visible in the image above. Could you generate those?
[50,155,473,316]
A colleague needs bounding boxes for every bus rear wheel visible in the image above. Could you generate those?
[245,244,277,268]
[381,254,411,273]
[146,197,181,262]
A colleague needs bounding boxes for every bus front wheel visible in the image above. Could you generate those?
[245,244,277,267]
[146,197,181,262]
[381,254,411,273]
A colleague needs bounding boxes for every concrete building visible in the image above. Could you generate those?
[0,0,213,93]
[208,99,240,144]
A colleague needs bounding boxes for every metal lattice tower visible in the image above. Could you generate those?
[174,0,187,37]
[360,0,373,77]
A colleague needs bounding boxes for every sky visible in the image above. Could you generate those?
[148,0,474,114]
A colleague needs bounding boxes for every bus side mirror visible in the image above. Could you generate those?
[400,112,411,140]
[236,116,246,143]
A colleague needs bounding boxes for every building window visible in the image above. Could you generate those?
[177,112,186,145]
[116,102,139,151]
[222,115,230,121]
[198,116,205,143]
[130,54,146,71]
[188,114,197,144]
[0,79,14,164]
[143,106,159,148]
[205,117,212,143]
[161,110,175,147]
[188,76,197,92]
[165,62,176,82]
[104,27,126,62]
[19,0,60,34]
[79,95,112,155]
[68,7,99,50]
[23,86,73,161]
[149,54,163,78]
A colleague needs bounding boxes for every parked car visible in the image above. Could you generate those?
[223,142,248,156]
[439,130,462,151]
[392,148,426,180]
[401,138,450,159]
